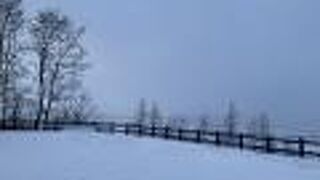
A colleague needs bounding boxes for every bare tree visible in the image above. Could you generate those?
[29,10,86,127]
[224,101,238,135]
[166,116,186,129]
[0,0,25,121]
[166,117,178,128]
[53,92,98,123]
[257,112,271,137]
[247,116,257,135]
[198,114,210,131]
[150,101,161,126]
[247,112,271,138]
[136,98,147,124]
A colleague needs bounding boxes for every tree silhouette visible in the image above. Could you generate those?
[0,0,25,121]
[199,114,210,131]
[224,101,238,135]
[150,101,161,126]
[136,98,147,124]
[29,10,86,127]
[247,112,271,138]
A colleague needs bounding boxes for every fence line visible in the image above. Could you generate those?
[95,122,320,159]
[0,119,319,159]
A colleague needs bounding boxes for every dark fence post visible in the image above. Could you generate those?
[196,130,201,143]
[215,131,221,145]
[110,122,115,134]
[298,137,305,157]
[34,120,37,130]
[178,129,183,140]
[151,124,156,137]
[138,124,142,136]
[125,123,129,135]
[164,126,169,139]
[266,137,272,153]
[13,119,16,130]
[239,133,244,149]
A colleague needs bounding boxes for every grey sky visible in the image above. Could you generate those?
[25,0,320,128]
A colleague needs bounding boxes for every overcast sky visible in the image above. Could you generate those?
[25,0,320,128]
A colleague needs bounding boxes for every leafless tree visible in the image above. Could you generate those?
[53,92,98,123]
[29,10,86,127]
[0,0,25,121]
[166,116,186,129]
[198,114,210,131]
[247,112,271,138]
[257,112,271,137]
[136,98,147,124]
[166,117,178,128]
[150,101,162,126]
[224,101,238,135]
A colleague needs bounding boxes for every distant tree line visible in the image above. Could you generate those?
[136,99,272,138]
[0,0,94,128]
[136,98,163,126]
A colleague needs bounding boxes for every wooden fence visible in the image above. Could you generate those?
[95,122,320,159]
[1,119,319,159]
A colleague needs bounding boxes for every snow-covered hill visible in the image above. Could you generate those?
[0,131,319,180]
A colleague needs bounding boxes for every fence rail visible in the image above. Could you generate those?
[0,119,319,159]
[95,122,320,159]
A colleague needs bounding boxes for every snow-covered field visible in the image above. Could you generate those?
[0,131,319,180]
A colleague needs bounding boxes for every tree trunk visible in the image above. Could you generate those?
[36,47,47,129]
[0,32,5,122]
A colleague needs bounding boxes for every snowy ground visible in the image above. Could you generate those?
[0,131,319,180]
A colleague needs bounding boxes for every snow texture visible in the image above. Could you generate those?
[0,131,319,180]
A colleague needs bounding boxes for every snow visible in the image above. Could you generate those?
[0,131,319,180]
